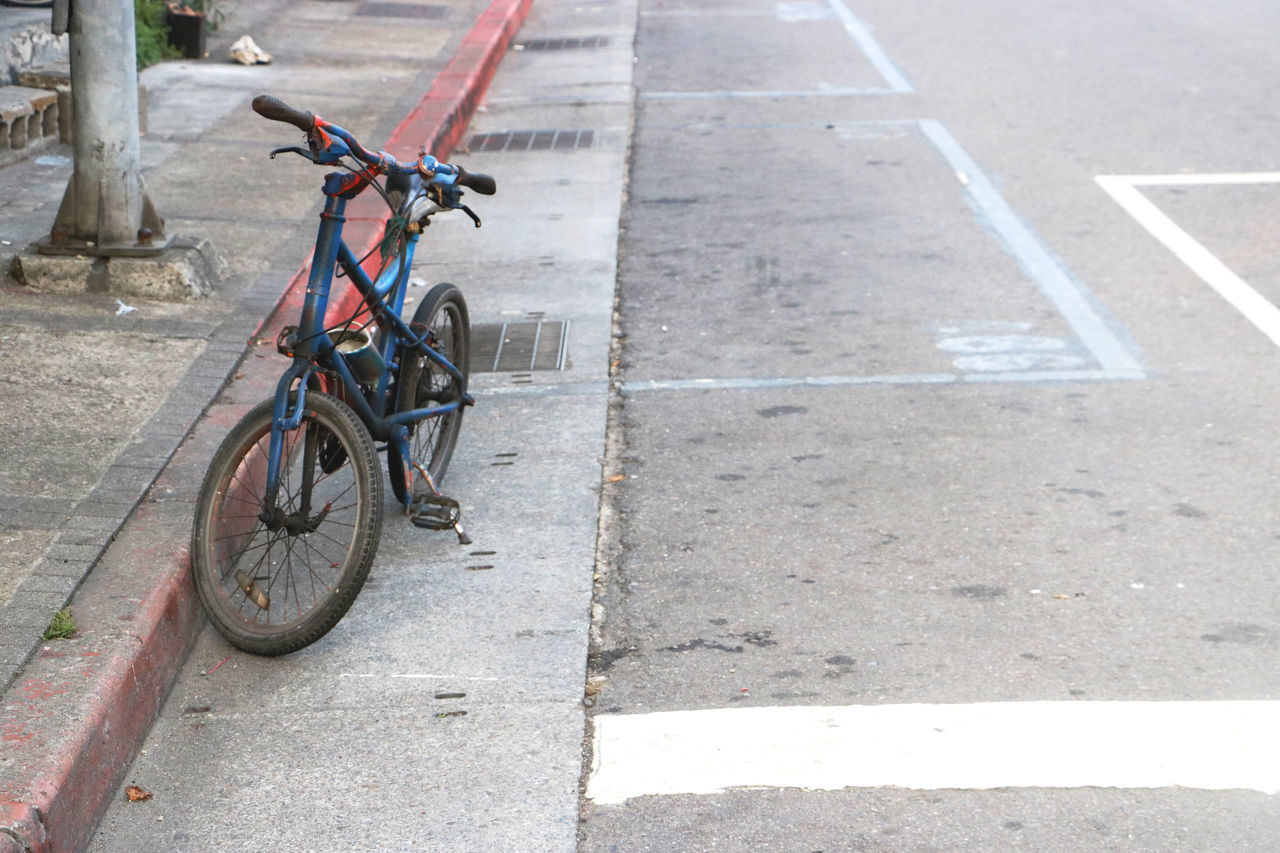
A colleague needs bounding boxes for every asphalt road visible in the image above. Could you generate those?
[581,0,1280,849]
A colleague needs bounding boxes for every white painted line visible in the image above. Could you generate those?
[587,701,1280,804]
[471,368,1142,399]
[824,0,914,92]
[485,93,633,106]
[622,374,958,392]
[1096,174,1280,349]
[1114,172,1280,187]
[640,9,775,16]
[642,88,893,100]
[963,368,1146,384]
[919,121,1145,375]
[339,673,501,681]
[619,368,1145,394]
[472,380,609,398]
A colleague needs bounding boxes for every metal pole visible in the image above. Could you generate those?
[42,0,167,255]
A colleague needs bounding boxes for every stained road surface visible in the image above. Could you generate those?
[582,0,1280,849]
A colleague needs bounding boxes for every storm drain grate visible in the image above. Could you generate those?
[471,320,569,373]
[468,129,596,152]
[519,36,611,51]
[356,2,448,18]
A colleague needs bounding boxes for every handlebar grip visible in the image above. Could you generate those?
[252,94,316,133]
[457,166,497,196]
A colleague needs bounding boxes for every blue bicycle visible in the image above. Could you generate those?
[191,95,495,655]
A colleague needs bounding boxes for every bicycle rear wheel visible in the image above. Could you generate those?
[390,282,470,503]
[192,392,383,655]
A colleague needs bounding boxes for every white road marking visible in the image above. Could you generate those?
[1106,172,1280,187]
[824,0,914,92]
[339,673,501,681]
[469,367,1145,399]
[618,369,1144,394]
[1097,173,1280,348]
[644,3,836,20]
[622,374,957,392]
[935,335,1068,354]
[936,335,1085,373]
[639,9,777,16]
[642,88,891,100]
[920,121,1145,375]
[587,701,1280,804]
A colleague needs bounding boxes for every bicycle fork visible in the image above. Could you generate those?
[258,364,323,531]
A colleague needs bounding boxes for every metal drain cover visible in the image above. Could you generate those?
[471,320,568,373]
[519,36,611,51]
[356,2,448,18]
[468,129,596,152]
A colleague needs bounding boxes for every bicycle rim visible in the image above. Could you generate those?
[192,393,383,655]
[394,283,469,496]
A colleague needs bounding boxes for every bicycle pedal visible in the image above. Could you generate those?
[409,492,462,530]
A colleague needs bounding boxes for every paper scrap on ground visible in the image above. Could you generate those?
[229,35,272,65]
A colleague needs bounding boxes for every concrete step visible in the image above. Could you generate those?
[15,61,68,142]
[13,61,148,149]
[0,84,58,167]
[1,14,66,167]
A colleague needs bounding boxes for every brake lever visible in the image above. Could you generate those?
[430,183,482,228]
[269,145,317,162]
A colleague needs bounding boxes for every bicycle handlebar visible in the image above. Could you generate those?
[250,94,496,196]
[252,94,315,132]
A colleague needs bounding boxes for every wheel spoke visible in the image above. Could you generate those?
[308,524,356,552]
[195,389,383,653]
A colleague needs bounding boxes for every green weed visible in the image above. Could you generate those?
[43,607,76,641]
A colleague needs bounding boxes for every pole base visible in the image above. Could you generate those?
[12,236,222,301]
[34,233,175,258]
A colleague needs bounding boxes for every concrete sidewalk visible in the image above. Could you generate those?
[0,0,533,848]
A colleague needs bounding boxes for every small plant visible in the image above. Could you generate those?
[135,0,177,68]
[43,607,76,640]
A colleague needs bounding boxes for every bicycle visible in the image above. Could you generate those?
[190,94,496,656]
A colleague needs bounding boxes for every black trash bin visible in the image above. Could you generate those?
[165,7,206,59]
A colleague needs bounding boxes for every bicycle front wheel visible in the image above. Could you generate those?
[192,392,383,655]
[392,282,470,500]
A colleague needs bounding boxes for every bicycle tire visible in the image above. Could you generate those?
[390,282,470,503]
[191,391,383,655]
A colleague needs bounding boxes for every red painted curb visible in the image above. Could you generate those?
[0,499,202,853]
[0,0,530,848]
[391,0,535,161]
[0,803,42,852]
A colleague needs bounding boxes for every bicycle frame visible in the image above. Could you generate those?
[260,184,470,513]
